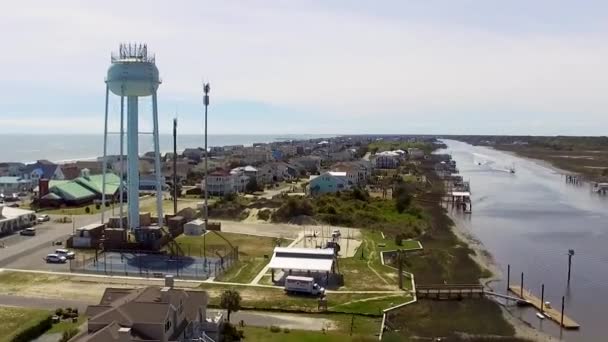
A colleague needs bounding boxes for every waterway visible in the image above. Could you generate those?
[441,139,608,342]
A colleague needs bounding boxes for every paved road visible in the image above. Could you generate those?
[208,309,333,330]
[0,293,333,332]
[0,294,90,312]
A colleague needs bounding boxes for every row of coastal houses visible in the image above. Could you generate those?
[370,147,426,169]
[205,161,304,196]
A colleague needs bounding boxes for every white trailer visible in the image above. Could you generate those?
[284,275,325,295]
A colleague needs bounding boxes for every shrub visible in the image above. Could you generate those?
[272,197,314,222]
[257,209,271,221]
[84,207,91,214]
[55,308,64,317]
[395,234,403,246]
[95,204,101,210]
[283,327,290,333]
[269,325,281,333]
[60,328,79,342]
[221,322,244,341]
[12,315,52,342]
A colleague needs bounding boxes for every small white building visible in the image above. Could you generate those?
[184,219,206,236]
[0,205,36,235]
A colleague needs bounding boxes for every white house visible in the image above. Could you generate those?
[206,170,235,196]
[407,147,425,159]
[331,160,372,186]
[257,162,293,184]
[373,151,402,169]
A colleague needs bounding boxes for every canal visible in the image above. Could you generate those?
[441,139,608,342]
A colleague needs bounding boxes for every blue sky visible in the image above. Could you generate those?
[0,0,607,135]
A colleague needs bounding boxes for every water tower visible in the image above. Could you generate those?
[101,43,164,231]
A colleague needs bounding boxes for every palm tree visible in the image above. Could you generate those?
[220,290,242,321]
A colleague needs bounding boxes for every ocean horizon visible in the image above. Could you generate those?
[0,134,335,164]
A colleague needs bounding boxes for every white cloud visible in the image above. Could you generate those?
[0,1,607,134]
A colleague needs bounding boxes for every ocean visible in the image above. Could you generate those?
[0,134,334,163]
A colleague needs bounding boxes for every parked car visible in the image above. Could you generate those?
[37,214,50,223]
[45,254,67,263]
[20,228,36,236]
[55,249,75,259]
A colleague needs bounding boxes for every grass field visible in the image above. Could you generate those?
[338,230,420,291]
[139,198,203,215]
[242,326,377,342]
[198,282,405,315]
[175,232,289,258]
[0,306,50,342]
[386,299,516,339]
[216,257,269,283]
[40,204,104,215]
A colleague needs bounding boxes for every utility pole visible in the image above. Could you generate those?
[397,249,403,290]
[567,249,575,284]
[203,82,210,265]
[173,118,178,215]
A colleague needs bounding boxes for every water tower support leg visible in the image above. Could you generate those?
[101,84,109,224]
[127,96,140,229]
[119,90,125,228]
[152,90,163,226]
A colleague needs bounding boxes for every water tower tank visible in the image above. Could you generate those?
[106,44,160,97]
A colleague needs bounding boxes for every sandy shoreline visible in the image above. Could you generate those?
[448,213,556,342]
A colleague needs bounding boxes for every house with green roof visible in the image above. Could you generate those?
[48,181,97,205]
[40,170,123,207]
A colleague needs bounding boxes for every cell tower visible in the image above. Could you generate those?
[101,43,163,231]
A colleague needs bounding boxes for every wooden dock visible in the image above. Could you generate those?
[416,284,484,299]
[508,285,580,329]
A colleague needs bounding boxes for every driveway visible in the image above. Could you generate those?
[207,309,334,331]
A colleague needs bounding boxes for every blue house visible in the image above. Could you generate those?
[308,171,350,196]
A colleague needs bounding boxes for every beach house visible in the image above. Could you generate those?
[308,171,350,196]
[77,282,222,342]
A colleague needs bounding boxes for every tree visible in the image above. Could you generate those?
[245,178,259,193]
[220,290,242,321]
[394,183,412,213]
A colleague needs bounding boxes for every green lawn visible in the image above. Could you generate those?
[339,230,419,291]
[139,198,202,215]
[41,204,105,215]
[199,283,399,315]
[175,232,289,258]
[0,306,51,342]
[216,258,269,283]
[386,299,516,339]
[242,326,377,342]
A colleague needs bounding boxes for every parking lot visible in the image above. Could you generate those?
[0,213,101,271]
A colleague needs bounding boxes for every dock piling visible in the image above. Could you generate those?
[540,284,544,313]
[567,249,575,284]
[561,296,565,327]
[506,264,510,293]
[520,272,524,298]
